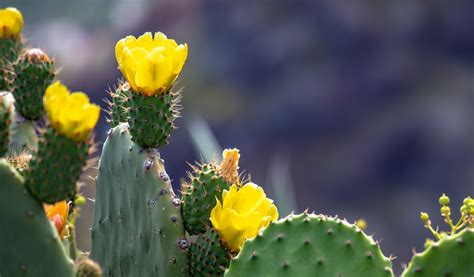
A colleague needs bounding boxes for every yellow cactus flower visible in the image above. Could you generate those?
[0,7,23,39]
[44,201,69,238]
[44,81,100,142]
[210,183,278,252]
[115,32,188,96]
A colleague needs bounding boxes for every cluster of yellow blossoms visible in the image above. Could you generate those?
[115,32,188,96]
[211,183,278,251]
[0,7,23,39]
[44,81,100,142]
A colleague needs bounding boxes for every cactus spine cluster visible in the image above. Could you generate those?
[2,6,474,277]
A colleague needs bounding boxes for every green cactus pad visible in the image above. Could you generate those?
[190,228,231,277]
[91,123,188,277]
[0,94,13,156]
[402,228,474,277]
[127,90,179,148]
[0,159,74,276]
[181,163,231,235]
[225,213,394,277]
[107,81,130,128]
[26,127,89,203]
[12,48,54,120]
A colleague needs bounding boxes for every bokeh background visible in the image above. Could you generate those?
[12,0,474,273]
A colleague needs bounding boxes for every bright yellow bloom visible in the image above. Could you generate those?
[115,32,188,96]
[44,201,69,238]
[211,183,278,252]
[44,81,100,142]
[0,7,23,39]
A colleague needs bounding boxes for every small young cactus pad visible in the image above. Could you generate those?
[402,228,474,277]
[181,163,231,235]
[225,213,394,277]
[127,90,180,148]
[26,127,90,204]
[91,123,188,277]
[11,48,54,120]
[0,159,74,276]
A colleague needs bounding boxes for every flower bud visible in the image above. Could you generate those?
[439,193,450,206]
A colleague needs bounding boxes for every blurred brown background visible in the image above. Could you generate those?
[10,0,474,273]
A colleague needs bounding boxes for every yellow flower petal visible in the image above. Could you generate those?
[0,7,23,39]
[210,198,223,229]
[232,183,265,216]
[136,32,154,51]
[172,44,188,74]
[217,225,247,251]
[223,185,238,210]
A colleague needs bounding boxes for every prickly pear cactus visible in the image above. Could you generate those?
[189,228,231,276]
[402,228,474,276]
[225,213,394,277]
[0,159,74,276]
[91,123,188,277]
